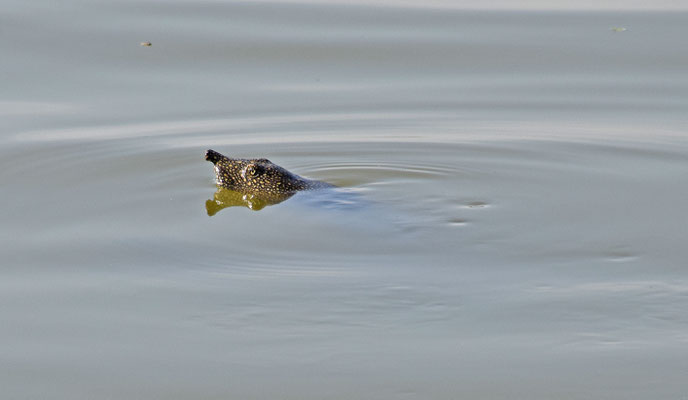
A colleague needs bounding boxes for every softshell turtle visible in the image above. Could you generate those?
[205,149,335,213]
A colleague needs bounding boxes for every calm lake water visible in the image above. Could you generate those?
[2,1,688,399]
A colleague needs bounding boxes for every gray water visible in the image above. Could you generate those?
[2,1,688,399]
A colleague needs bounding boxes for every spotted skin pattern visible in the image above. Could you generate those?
[205,149,333,194]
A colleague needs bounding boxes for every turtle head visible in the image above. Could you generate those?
[205,149,304,193]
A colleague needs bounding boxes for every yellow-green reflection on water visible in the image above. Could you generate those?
[205,187,296,214]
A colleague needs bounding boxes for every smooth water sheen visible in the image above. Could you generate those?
[2,1,688,399]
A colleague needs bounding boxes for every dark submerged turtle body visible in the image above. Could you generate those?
[205,149,333,193]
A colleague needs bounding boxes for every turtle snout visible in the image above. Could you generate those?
[205,149,221,163]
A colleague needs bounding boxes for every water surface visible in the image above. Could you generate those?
[2,2,688,399]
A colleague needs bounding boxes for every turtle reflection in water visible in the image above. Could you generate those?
[206,188,296,214]
[205,149,336,214]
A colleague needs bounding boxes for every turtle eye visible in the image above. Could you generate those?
[245,164,263,178]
